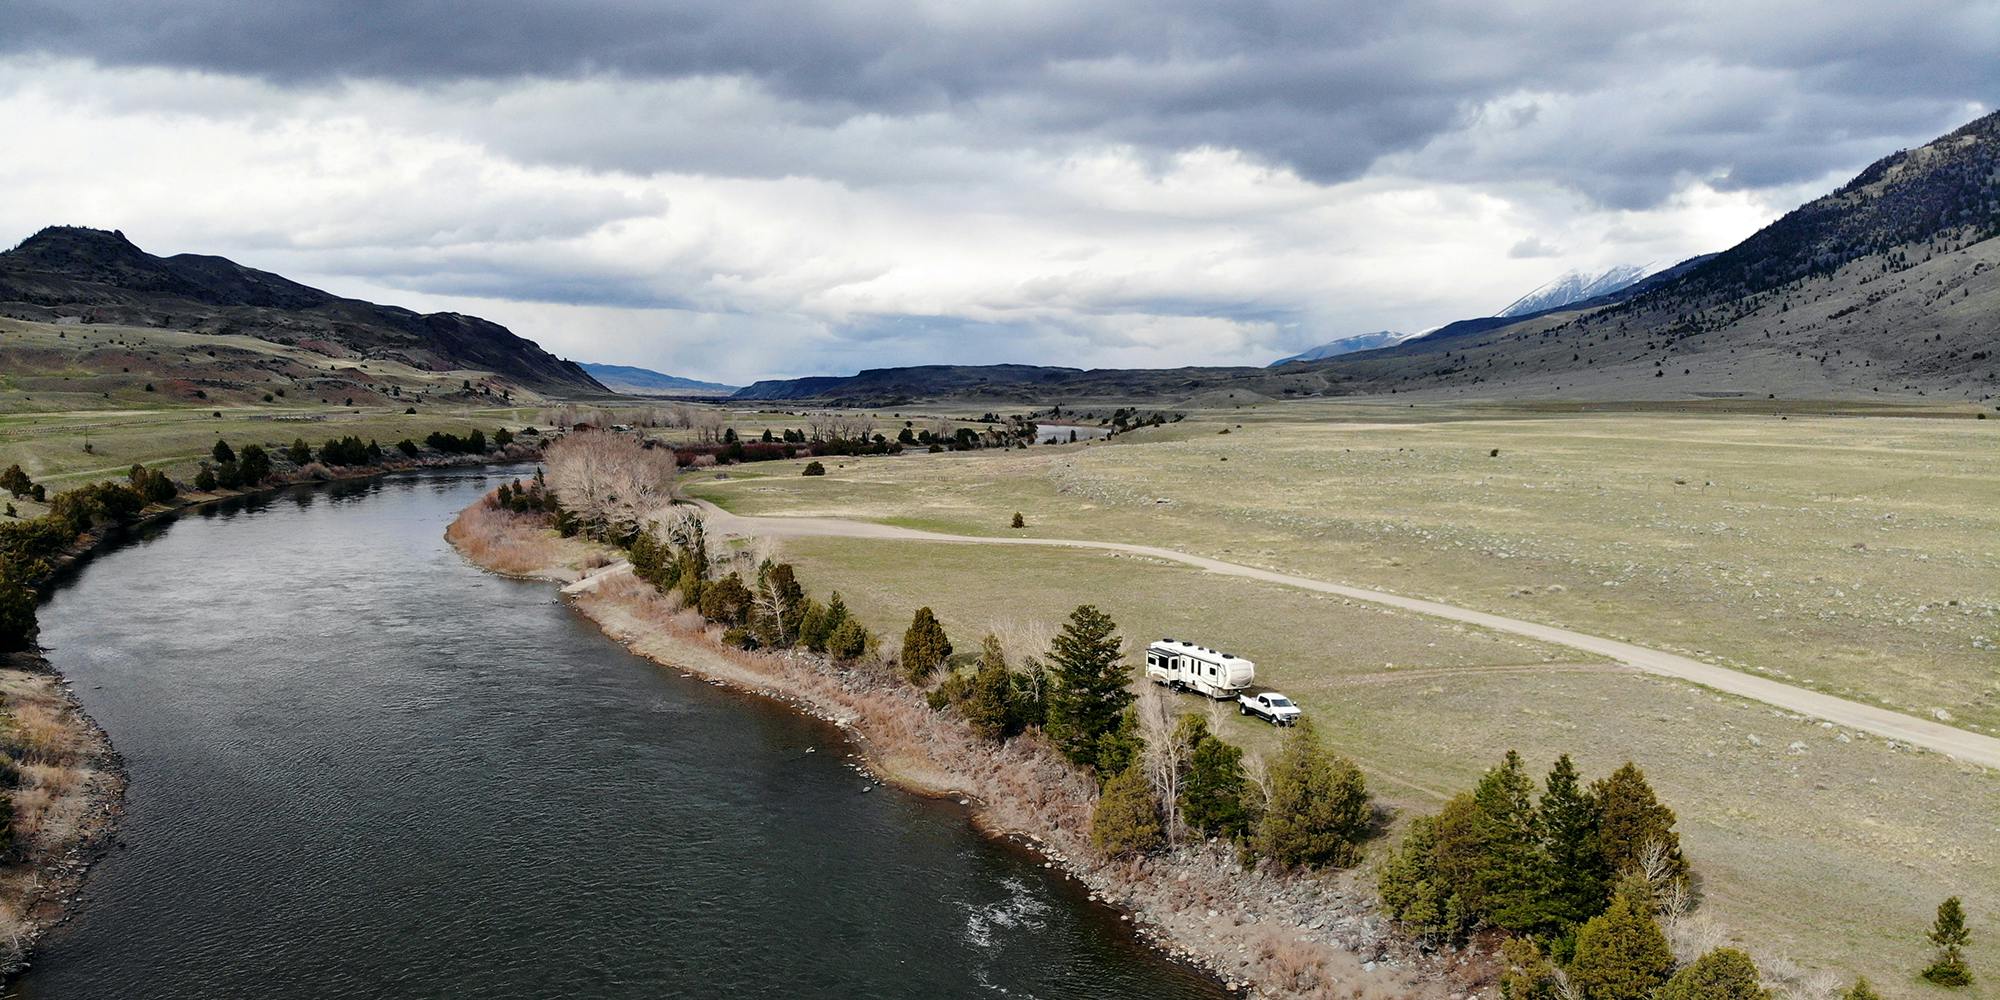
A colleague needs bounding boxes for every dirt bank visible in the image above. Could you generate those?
[449,495,1488,1000]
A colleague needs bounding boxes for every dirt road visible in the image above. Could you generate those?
[695,500,2000,770]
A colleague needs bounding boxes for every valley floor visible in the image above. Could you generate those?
[682,399,1999,995]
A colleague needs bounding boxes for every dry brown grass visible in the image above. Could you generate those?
[444,491,596,581]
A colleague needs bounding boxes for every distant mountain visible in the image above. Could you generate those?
[1269,331,1409,366]
[1497,265,1651,317]
[730,110,1997,405]
[580,363,738,396]
[0,227,606,397]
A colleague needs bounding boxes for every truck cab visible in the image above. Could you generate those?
[1238,691,1302,726]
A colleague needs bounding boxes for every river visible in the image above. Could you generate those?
[14,468,1222,999]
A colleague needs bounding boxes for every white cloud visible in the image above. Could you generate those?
[0,33,1973,380]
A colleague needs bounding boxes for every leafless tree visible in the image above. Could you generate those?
[544,429,679,539]
[1137,684,1191,844]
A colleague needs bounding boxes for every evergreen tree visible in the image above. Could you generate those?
[1591,762,1688,890]
[1842,979,1882,1000]
[825,616,870,661]
[193,465,218,491]
[1180,724,1252,840]
[1656,948,1769,1000]
[1380,808,1462,943]
[1093,707,1144,778]
[1254,719,1370,868]
[1091,764,1164,858]
[0,465,31,498]
[900,607,952,683]
[1010,512,1025,528]
[397,438,420,458]
[957,635,1016,741]
[211,439,235,464]
[1008,655,1048,731]
[1474,750,1550,934]
[287,438,312,465]
[1923,896,1974,987]
[1567,880,1674,1000]
[1043,604,1129,770]
[697,573,753,626]
[0,566,35,652]
[1498,939,1562,1000]
[754,562,807,647]
[1541,754,1611,927]
[237,444,272,485]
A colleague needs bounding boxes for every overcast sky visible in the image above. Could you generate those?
[2,2,1993,384]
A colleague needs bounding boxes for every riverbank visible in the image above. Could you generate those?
[448,494,1485,1000]
[0,445,541,981]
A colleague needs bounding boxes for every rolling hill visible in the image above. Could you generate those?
[0,227,607,397]
[731,109,2000,405]
[1269,331,1411,366]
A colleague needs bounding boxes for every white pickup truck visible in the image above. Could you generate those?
[1238,691,1303,727]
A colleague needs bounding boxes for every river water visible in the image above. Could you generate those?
[16,468,1221,999]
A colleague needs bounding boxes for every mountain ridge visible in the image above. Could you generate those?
[0,227,608,397]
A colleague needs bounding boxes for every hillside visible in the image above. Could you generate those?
[579,363,738,396]
[0,227,607,397]
[729,109,2000,405]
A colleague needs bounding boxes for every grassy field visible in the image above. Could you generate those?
[688,400,2000,732]
[685,399,2000,993]
[0,317,566,505]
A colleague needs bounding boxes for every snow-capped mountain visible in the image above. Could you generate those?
[1268,331,1411,366]
[1496,264,1652,317]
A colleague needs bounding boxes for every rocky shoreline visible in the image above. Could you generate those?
[450,496,1492,1000]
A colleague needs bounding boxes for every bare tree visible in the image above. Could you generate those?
[1136,684,1192,844]
[543,429,679,539]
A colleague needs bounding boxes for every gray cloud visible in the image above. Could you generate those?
[7,1,1995,204]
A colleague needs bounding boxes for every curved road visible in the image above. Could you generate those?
[694,500,2000,770]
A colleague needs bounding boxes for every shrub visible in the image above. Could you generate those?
[802,461,826,476]
[900,607,952,683]
[397,438,420,458]
[1254,718,1369,868]
[825,616,870,661]
[1842,978,1882,1000]
[1656,948,1769,1000]
[193,466,218,491]
[1043,604,1130,771]
[0,465,31,499]
[1091,764,1164,858]
[1567,880,1674,1000]
[0,568,35,652]
[211,440,235,464]
[1923,896,1974,987]
[696,573,753,626]
[286,438,313,465]
[1011,512,1025,528]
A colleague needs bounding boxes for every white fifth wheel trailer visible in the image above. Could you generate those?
[1144,638,1255,699]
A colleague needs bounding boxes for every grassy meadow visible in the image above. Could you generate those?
[686,398,2000,993]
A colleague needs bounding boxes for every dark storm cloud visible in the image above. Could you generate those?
[8,1,1995,207]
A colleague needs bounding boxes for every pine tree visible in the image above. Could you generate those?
[1180,725,1252,840]
[1842,978,1882,1000]
[1091,764,1164,858]
[0,465,32,498]
[1499,938,1561,1000]
[825,616,870,661]
[0,566,36,652]
[1474,750,1550,934]
[901,607,952,683]
[802,592,848,653]
[1043,604,1130,770]
[1567,880,1674,1000]
[287,438,312,465]
[1923,896,1974,987]
[193,465,218,492]
[212,439,235,464]
[958,635,1015,741]
[1657,948,1769,1000]
[1093,707,1144,778]
[1010,511,1025,528]
[1592,762,1688,890]
[1541,753,1611,927]
[1254,719,1370,868]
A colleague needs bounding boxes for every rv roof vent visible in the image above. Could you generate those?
[1221,653,1235,659]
